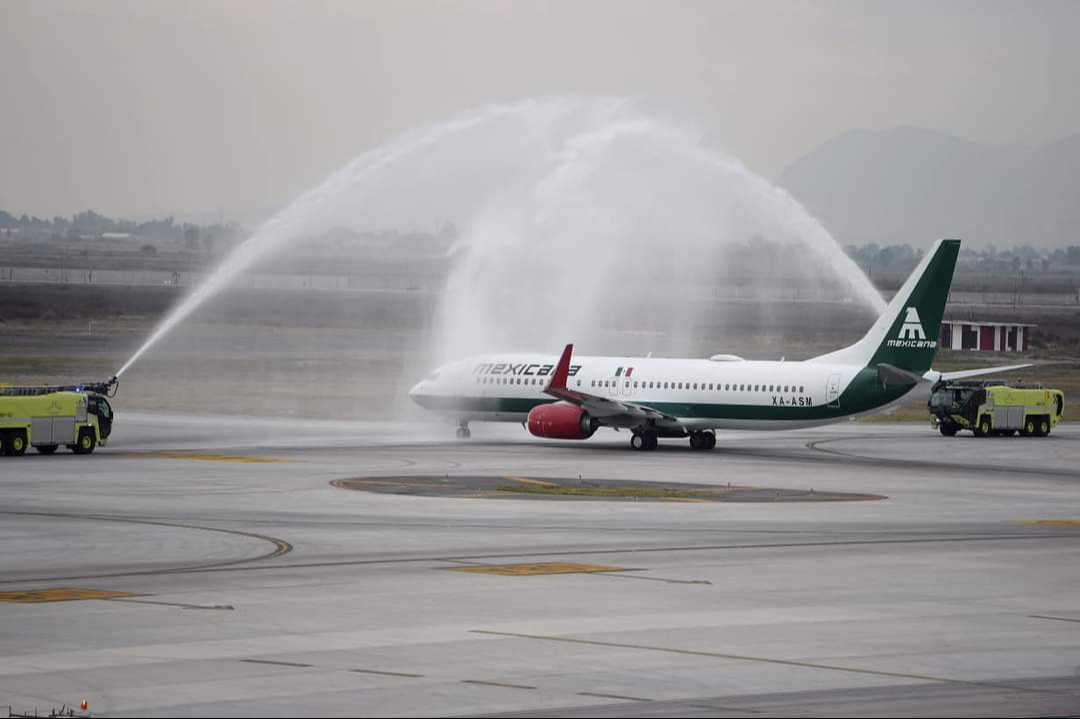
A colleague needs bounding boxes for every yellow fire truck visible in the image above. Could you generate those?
[929,380,1065,437]
[0,378,116,455]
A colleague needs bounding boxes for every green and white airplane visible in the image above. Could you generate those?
[410,239,1028,450]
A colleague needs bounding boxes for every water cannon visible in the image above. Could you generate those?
[79,376,119,397]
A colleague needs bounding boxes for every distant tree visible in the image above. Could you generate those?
[183,225,199,251]
[139,243,157,256]
[201,231,215,253]
[1066,246,1080,265]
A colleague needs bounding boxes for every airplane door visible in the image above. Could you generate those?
[621,376,633,397]
[827,373,841,407]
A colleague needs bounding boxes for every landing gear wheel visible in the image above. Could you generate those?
[689,431,715,450]
[4,430,28,456]
[455,427,471,440]
[72,428,96,455]
[36,444,59,455]
[631,431,658,451]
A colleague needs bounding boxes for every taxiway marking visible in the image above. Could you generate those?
[121,451,288,464]
[449,562,627,576]
[0,588,134,603]
[469,630,1076,697]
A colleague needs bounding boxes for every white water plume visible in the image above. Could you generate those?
[117,97,884,379]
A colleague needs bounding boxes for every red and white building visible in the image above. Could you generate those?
[939,320,1034,352]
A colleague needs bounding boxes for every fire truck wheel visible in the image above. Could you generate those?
[1038,417,1050,437]
[975,416,992,437]
[5,430,28,456]
[72,429,96,455]
[938,423,958,437]
[36,444,59,455]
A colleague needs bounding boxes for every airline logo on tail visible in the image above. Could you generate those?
[887,307,936,349]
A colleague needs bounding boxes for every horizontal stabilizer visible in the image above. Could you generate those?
[937,363,1033,381]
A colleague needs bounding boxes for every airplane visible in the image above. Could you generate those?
[409,238,1029,450]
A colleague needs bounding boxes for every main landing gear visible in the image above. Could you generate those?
[688,430,716,450]
[455,420,471,440]
[629,429,717,451]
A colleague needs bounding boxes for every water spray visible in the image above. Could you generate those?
[113,97,885,380]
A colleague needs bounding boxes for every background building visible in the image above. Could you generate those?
[940,320,1034,352]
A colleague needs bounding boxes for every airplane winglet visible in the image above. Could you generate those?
[547,343,574,392]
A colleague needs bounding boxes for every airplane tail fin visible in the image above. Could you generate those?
[810,238,960,375]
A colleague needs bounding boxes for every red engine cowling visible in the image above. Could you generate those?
[527,403,598,440]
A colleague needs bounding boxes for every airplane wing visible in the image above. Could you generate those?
[543,344,677,424]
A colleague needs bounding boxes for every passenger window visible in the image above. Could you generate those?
[800,386,804,393]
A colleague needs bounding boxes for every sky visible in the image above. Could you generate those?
[1,0,1078,222]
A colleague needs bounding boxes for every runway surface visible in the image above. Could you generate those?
[1,415,1079,717]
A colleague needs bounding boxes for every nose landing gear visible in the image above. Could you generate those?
[455,421,471,440]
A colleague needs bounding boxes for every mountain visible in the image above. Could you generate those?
[777,126,1080,249]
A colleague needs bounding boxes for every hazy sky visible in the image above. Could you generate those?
[2,0,1078,221]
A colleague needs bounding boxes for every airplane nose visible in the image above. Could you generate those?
[409,380,425,401]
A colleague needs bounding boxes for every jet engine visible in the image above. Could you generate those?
[527,402,598,440]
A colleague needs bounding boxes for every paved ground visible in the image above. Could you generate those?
[1,416,1079,717]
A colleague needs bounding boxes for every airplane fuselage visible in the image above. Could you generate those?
[410,353,917,431]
